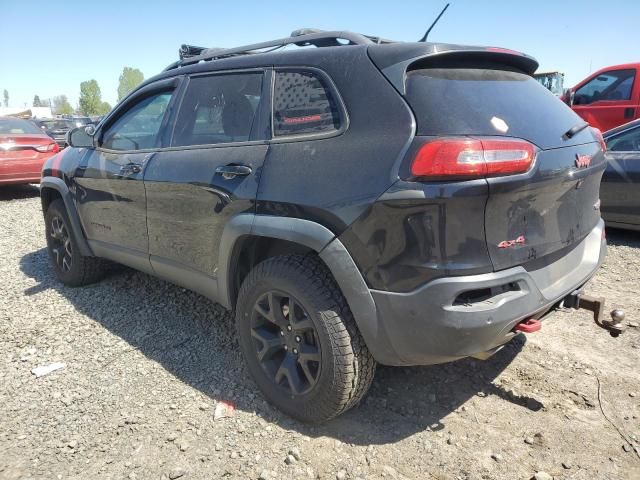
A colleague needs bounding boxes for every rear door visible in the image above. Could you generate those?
[602,124,640,226]
[572,68,638,131]
[404,66,605,272]
[75,79,180,271]
[143,70,269,298]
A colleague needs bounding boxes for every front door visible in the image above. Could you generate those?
[75,85,178,271]
[572,68,638,131]
[143,71,269,300]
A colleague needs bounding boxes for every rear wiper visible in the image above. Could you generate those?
[563,122,589,140]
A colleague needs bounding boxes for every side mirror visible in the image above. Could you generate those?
[563,88,575,106]
[66,126,95,148]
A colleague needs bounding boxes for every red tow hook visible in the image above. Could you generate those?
[513,318,541,333]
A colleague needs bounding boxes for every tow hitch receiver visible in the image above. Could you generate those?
[563,291,626,337]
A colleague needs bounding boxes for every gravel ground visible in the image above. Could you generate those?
[1,184,639,480]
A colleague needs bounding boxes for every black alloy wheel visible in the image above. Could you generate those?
[49,215,73,272]
[250,291,322,395]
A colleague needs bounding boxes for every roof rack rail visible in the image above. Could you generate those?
[164,29,397,71]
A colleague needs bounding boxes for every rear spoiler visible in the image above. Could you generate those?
[368,43,539,95]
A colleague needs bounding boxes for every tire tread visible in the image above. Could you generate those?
[236,254,376,422]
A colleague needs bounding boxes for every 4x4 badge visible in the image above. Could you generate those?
[575,153,592,168]
[498,235,525,249]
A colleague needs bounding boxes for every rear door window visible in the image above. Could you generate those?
[405,67,587,149]
[273,70,341,137]
[171,72,264,147]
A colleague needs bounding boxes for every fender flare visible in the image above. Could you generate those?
[40,177,93,257]
[218,214,396,364]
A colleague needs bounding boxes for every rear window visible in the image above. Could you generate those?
[0,118,42,134]
[405,68,586,149]
[41,120,75,130]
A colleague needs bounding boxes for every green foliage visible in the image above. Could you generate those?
[97,101,112,116]
[3,89,8,107]
[79,80,103,115]
[52,95,74,115]
[33,95,42,107]
[117,67,144,101]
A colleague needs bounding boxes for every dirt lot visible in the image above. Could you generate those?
[1,184,639,480]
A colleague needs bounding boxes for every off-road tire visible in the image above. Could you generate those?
[235,254,376,423]
[45,199,107,286]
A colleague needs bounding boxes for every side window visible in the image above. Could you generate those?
[101,92,172,151]
[172,73,264,147]
[273,70,341,137]
[607,127,640,152]
[574,69,636,105]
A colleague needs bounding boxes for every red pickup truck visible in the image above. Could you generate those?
[565,63,640,132]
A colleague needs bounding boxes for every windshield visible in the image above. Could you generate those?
[405,68,586,149]
[0,118,43,134]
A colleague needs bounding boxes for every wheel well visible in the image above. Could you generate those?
[41,187,63,214]
[230,236,315,308]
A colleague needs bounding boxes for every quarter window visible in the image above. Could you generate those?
[273,70,340,136]
[171,73,264,147]
[101,92,172,151]
[574,69,636,105]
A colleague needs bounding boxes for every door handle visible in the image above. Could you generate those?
[119,163,142,175]
[624,107,635,119]
[215,164,252,179]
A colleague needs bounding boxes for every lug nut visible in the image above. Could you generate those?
[283,345,288,351]
[292,348,298,355]
[280,330,284,336]
[287,325,292,331]
[295,336,301,343]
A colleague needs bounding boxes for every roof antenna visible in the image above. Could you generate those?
[419,3,450,42]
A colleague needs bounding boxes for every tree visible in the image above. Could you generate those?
[117,67,144,101]
[3,89,8,107]
[78,80,103,115]
[97,101,112,116]
[52,95,74,115]
[33,95,42,107]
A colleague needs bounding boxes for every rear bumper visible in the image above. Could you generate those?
[0,157,47,185]
[368,220,606,366]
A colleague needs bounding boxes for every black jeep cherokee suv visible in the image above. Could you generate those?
[41,30,610,423]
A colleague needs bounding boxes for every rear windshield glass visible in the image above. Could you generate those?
[40,120,75,130]
[0,118,42,134]
[405,68,586,149]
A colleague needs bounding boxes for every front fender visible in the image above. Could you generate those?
[40,177,93,257]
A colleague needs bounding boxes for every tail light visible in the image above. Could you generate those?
[592,127,606,152]
[35,143,60,154]
[411,138,535,179]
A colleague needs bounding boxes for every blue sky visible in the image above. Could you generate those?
[1,0,638,109]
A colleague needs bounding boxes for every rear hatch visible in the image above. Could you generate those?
[401,59,605,272]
